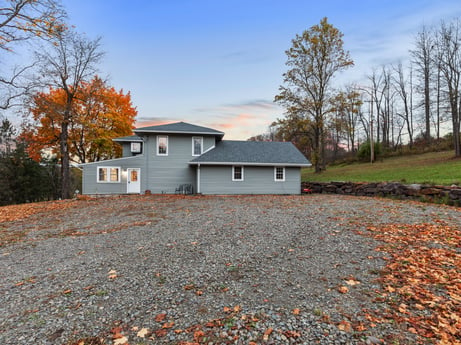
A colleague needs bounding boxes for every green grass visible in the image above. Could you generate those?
[302,151,461,185]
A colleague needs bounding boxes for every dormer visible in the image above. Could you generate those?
[113,135,144,157]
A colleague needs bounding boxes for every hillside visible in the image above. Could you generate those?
[302,151,461,185]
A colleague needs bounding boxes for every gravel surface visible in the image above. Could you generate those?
[1,194,460,345]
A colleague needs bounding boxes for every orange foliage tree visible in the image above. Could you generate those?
[23,76,137,163]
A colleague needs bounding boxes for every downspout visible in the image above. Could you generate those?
[197,164,201,194]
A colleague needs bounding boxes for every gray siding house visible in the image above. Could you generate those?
[81,122,311,195]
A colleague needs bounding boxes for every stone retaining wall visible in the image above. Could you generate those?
[301,181,461,206]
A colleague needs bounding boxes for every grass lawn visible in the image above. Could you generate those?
[302,150,461,185]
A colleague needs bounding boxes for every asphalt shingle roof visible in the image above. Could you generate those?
[190,140,311,166]
[134,121,224,136]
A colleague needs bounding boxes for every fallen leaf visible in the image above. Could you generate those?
[162,322,174,329]
[337,320,352,332]
[263,327,273,341]
[155,313,166,322]
[137,328,149,338]
[345,278,361,286]
[113,336,128,345]
[154,329,167,337]
[338,286,349,294]
[292,308,300,315]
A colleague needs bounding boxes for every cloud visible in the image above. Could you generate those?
[135,117,178,128]
[197,99,282,139]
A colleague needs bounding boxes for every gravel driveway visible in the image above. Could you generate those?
[1,194,459,344]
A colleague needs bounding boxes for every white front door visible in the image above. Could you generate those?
[127,168,141,193]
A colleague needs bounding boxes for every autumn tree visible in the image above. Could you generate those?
[33,28,103,199]
[0,0,66,109]
[275,17,353,172]
[24,76,137,163]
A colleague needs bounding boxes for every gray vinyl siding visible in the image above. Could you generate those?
[82,134,218,194]
[82,155,146,194]
[199,166,301,195]
[120,142,143,157]
[143,134,216,194]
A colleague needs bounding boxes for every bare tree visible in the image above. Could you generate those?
[436,19,461,156]
[411,25,434,141]
[393,62,414,147]
[34,29,103,198]
[0,0,66,109]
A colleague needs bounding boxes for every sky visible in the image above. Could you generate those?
[58,0,461,140]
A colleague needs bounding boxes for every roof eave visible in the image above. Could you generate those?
[134,129,224,137]
[189,161,312,167]
[113,138,143,142]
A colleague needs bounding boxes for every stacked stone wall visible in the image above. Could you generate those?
[302,181,461,206]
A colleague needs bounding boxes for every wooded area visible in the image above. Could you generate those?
[265,17,461,168]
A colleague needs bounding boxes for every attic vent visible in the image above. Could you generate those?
[131,142,141,153]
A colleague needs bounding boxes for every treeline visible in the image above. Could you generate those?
[252,17,461,171]
[0,119,81,206]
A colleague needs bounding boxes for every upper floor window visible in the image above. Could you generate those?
[97,167,121,183]
[157,135,168,156]
[232,166,244,181]
[192,136,203,156]
[274,167,285,181]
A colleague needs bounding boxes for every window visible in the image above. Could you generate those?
[192,136,203,156]
[97,167,121,183]
[131,142,141,153]
[232,166,244,181]
[157,135,168,155]
[274,167,285,181]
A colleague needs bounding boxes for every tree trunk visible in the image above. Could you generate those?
[60,120,71,199]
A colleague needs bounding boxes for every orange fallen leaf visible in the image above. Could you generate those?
[345,278,360,286]
[162,322,174,329]
[338,286,349,294]
[155,313,166,322]
[263,327,273,341]
[292,308,300,315]
[337,320,352,332]
[154,329,167,337]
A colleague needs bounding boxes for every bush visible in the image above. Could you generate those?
[357,141,382,162]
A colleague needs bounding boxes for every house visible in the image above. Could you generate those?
[80,122,311,195]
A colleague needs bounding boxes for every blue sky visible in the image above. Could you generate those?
[61,0,461,139]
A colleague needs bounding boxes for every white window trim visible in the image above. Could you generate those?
[97,166,121,183]
[232,166,244,181]
[274,166,285,182]
[157,135,168,156]
[192,136,203,156]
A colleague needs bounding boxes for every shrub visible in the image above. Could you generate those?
[357,141,382,162]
